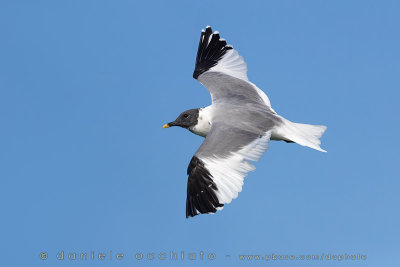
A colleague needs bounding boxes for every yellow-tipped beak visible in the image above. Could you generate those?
[163,124,170,128]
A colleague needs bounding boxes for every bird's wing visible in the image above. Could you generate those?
[186,122,272,218]
[193,26,274,111]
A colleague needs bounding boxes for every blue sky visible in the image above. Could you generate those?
[1,0,399,266]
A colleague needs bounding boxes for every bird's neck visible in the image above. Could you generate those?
[189,106,212,137]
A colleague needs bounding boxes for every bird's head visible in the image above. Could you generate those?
[163,109,199,129]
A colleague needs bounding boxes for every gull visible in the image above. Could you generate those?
[163,26,327,218]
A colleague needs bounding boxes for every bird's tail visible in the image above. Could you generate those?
[273,117,327,152]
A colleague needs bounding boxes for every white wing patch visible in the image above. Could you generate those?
[199,131,272,207]
[194,26,274,110]
[208,49,248,82]
[204,36,274,110]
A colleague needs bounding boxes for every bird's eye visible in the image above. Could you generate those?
[183,114,189,118]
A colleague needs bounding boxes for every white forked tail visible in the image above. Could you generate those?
[273,118,327,152]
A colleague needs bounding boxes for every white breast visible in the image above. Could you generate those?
[190,106,212,137]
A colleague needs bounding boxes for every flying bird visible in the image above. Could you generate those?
[163,26,327,218]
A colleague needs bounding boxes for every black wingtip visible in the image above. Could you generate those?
[186,156,224,218]
[193,26,233,79]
